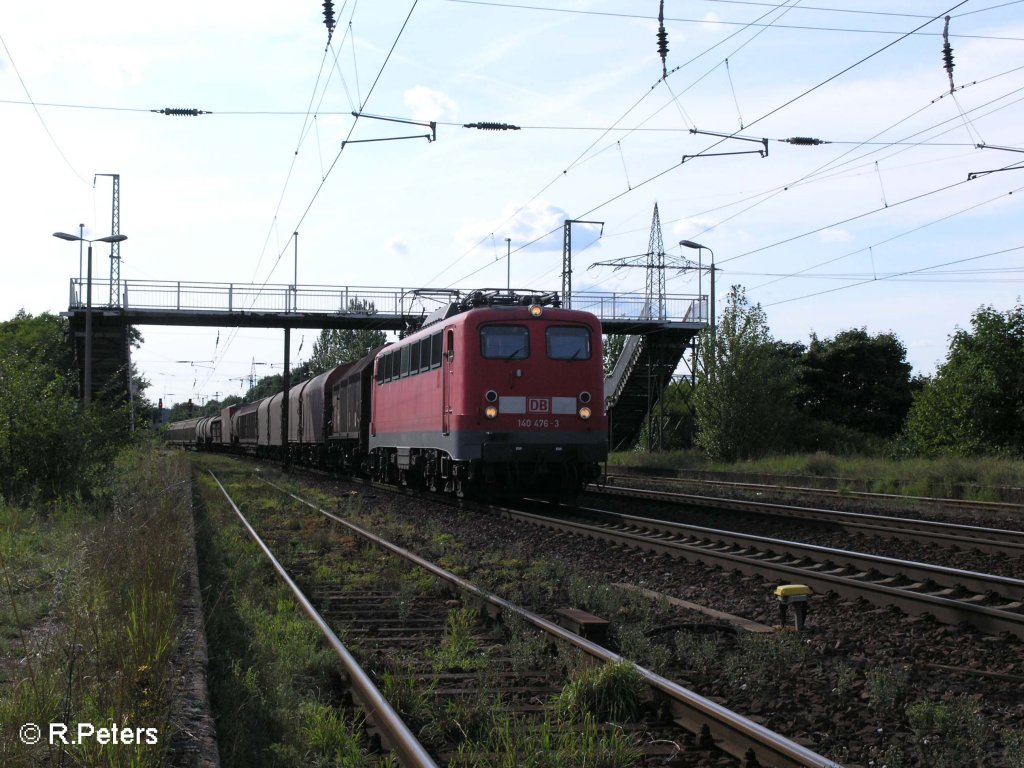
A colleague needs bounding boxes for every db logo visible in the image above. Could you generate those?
[528,398,550,414]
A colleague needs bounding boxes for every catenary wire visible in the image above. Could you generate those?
[444,0,1024,40]
[0,33,88,185]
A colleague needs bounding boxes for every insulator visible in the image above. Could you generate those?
[154,108,205,116]
[656,0,669,78]
[785,137,826,145]
[942,15,955,94]
[323,0,335,31]
[463,122,521,131]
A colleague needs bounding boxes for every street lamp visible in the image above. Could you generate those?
[53,231,128,404]
[680,240,715,335]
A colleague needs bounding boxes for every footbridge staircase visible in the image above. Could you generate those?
[603,325,702,452]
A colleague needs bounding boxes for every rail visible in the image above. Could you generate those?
[517,505,1024,639]
[597,482,1024,557]
[210,471,439,768]
[69,278,706,326]
[264,476,842,768]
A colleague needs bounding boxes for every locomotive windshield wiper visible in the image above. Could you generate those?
[506,348,524,360]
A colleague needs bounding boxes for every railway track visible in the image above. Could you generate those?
[510,501,1024,639]
[208,468,843,768]
[593,481,1024,558]
[602,469,1024,515]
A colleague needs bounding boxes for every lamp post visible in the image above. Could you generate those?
[78,223,84,283]
[53,231,128,404]
[680,240,715,334]
[684,239,716,382]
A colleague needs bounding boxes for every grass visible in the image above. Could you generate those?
[430,607,484,672]
[608,449,1024,502]
[553,661,646,723]
[866,664,912,719]
[192,461,381,767]
[1005,726,1024,768]
[0,444,191,767]
[719,631,813,699]
[450,712,642,768]
[905,695,990,768]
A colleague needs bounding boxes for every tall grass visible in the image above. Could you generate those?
[609,449,1024,502]
[0,444,191,767]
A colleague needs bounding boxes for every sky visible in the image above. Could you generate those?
[2,0,1022,407]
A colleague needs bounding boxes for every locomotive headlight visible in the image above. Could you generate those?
[484,404,499,419]
[529,304,543,318]
[578,405,592,420]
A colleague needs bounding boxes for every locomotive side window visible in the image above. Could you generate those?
[384,352,394,382]
[546,326,591,360]
[430,332,443,368]
[481,325,530,359]
[419,338,431,372]
[400,345,411,377]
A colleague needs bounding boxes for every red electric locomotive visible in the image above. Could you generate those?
[368,291,607,497]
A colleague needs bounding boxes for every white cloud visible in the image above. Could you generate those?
[455,199,569,255]
[404,85,458,123]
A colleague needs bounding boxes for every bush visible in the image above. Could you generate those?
[554,661,645,722]
[0,311,128,501]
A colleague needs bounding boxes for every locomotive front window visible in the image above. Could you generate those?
[481,325,530,359]
[547,326,591,360]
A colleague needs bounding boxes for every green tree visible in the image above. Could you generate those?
[603,334,627,375]
[905,302,1024,456]
[637,377,698,450]
[245,373,283,403]
[800,328,913,438]
[307,300,387,375]
[692,286,800,461]
[0,311,123,499]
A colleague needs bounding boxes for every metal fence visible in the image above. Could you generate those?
[69,279,706,325]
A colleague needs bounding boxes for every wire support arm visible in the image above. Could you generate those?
[349,111,436,143]
[968,144,1024,179]
[684,128,768,161]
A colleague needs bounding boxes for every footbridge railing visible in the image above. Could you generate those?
[70,279,707,326]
